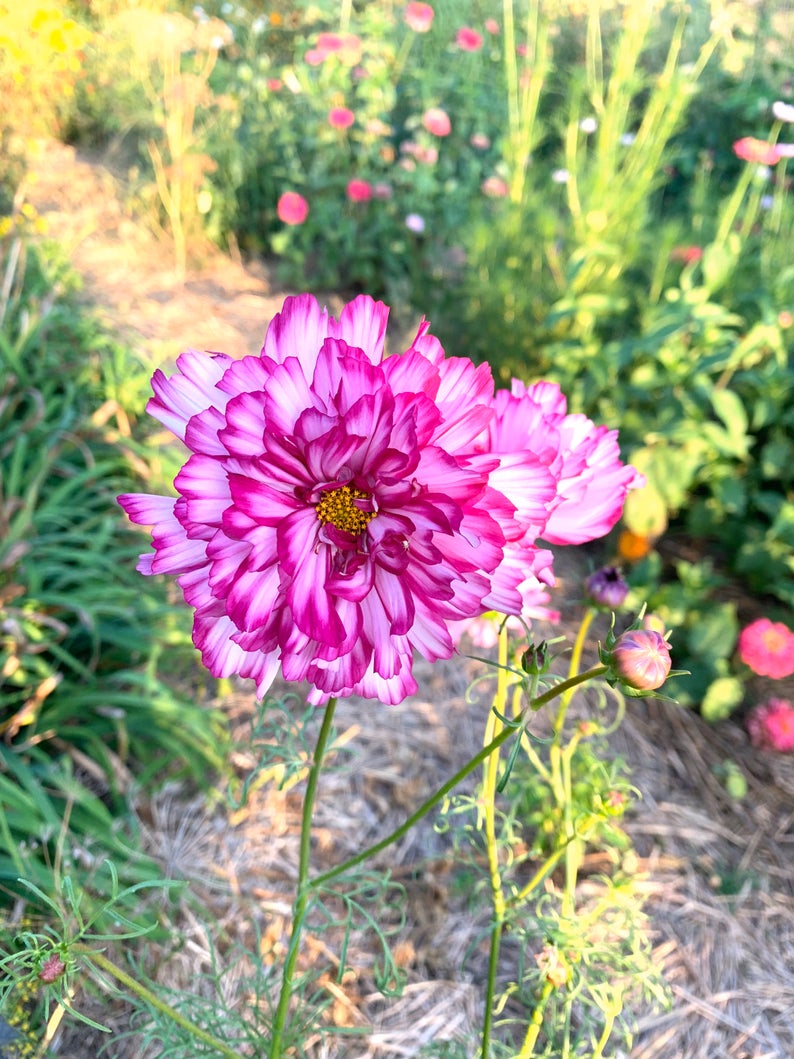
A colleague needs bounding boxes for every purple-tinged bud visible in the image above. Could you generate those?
[38,952,67,984]
[584,566,629,610]
[612,628,672,691]
[521,640,549,676]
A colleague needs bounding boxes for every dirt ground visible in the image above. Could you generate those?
[24,140,794,1059]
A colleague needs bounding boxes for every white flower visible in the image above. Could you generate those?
[776,142,794,158]
[405,213,426,233]
[579,116,598,134]
[551,168,570,184]
[620,131,636,146]
[772,100,794,123]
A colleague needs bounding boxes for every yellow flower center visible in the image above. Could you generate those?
[315,485,375,535]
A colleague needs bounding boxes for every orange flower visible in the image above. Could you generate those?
[732,137,781,165]
[617,529,652,562]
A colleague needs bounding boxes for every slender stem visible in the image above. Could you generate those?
[85,950,240,1059]
[553,608,595,738]
[268,697,339,1059]
[311,722,516,891]
[518,980,554,1059]
[311,666,606,892]
[480,626,511,1058]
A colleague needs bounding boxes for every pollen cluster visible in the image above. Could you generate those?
[315,484,375,535]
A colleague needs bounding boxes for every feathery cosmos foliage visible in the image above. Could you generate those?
[120,295,642,703]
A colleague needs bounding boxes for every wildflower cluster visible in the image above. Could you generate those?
[120,294,643,705]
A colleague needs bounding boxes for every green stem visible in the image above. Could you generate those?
[518,980,554,1059]
[480,626,511,1058]
[268,697,339,1059]
[312,665,606,892]
[85,950,240,1059]
[553,608,595,738]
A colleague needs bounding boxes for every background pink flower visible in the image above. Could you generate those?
[328,106,355,129]
[422,106,451,137]
[482,175,508,198]
[732,137,781,165]
[277,191,309,225]
[484,18,499,34]
[738,618,794,678]
[346,178,373,202]
[404,2,434,32]
[456,26,483,51]
[747,698,794,752]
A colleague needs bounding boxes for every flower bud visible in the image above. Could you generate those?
[521,641,549,676]
[746,697,794,753]
[611,628,671,691]
[584,566,629,610]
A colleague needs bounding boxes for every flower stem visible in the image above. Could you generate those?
[312,667,606,893]
[480,625,511,1058]
[553,608,595,738]
[518,980,554,1059]
[268,696,339,1058]
[85,950,240,1059]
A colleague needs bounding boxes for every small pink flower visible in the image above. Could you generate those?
[422,107,451,137]
[481,175,509,198]
[738,618,794,679]
[747,698,794,752]
[404,1,434,32]
[277,191,309,226]
[778,310,793,328]
[470,132,491,150]
[373,182,393,199]
[456,26,483,51]
[405,212,425,233]
[39,953,67,984]
[484,17,499,34]
[304,48,325,66]
[328,106,355,129]
[733,137,781,165]
[414,145,438,165]
[267,78,283,91]
[346,178,373,203]
[775,142,794,158]
[612,628,672,691]
[670,244,703,264]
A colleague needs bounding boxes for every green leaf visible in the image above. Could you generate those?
[700,676,744,722]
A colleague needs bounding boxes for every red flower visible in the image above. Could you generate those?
[738,618,794,679]
[670,245,703,264]
[346,178,373,203]
[732,137,781,165]
[39,953,67,984]
[747,697,794,752]
[404,2,434,32]
[277,191,309,226]
[456,26,483,51]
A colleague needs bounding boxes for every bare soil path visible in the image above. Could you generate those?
[25,139,794,1059]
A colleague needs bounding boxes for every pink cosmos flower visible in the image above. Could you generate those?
[484,18,499,34]
[404,2,434,32]
[470,132,491,150]
[328,106,355,129]
[732,137,781,165]
[738,618,794,679]
[267,78,283,92]
[747,698,794,752]
[276,191,309,226]
[119,295,513,705]
[456,26,483,51]
[346,178,373,203]
[422,107,452,137]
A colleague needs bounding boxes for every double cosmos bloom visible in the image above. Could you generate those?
[120,295,643,705]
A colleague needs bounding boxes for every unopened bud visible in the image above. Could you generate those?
[584,566,629,610]
[611,628,672,691]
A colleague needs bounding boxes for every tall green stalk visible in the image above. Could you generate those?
[268,696,339,1059]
